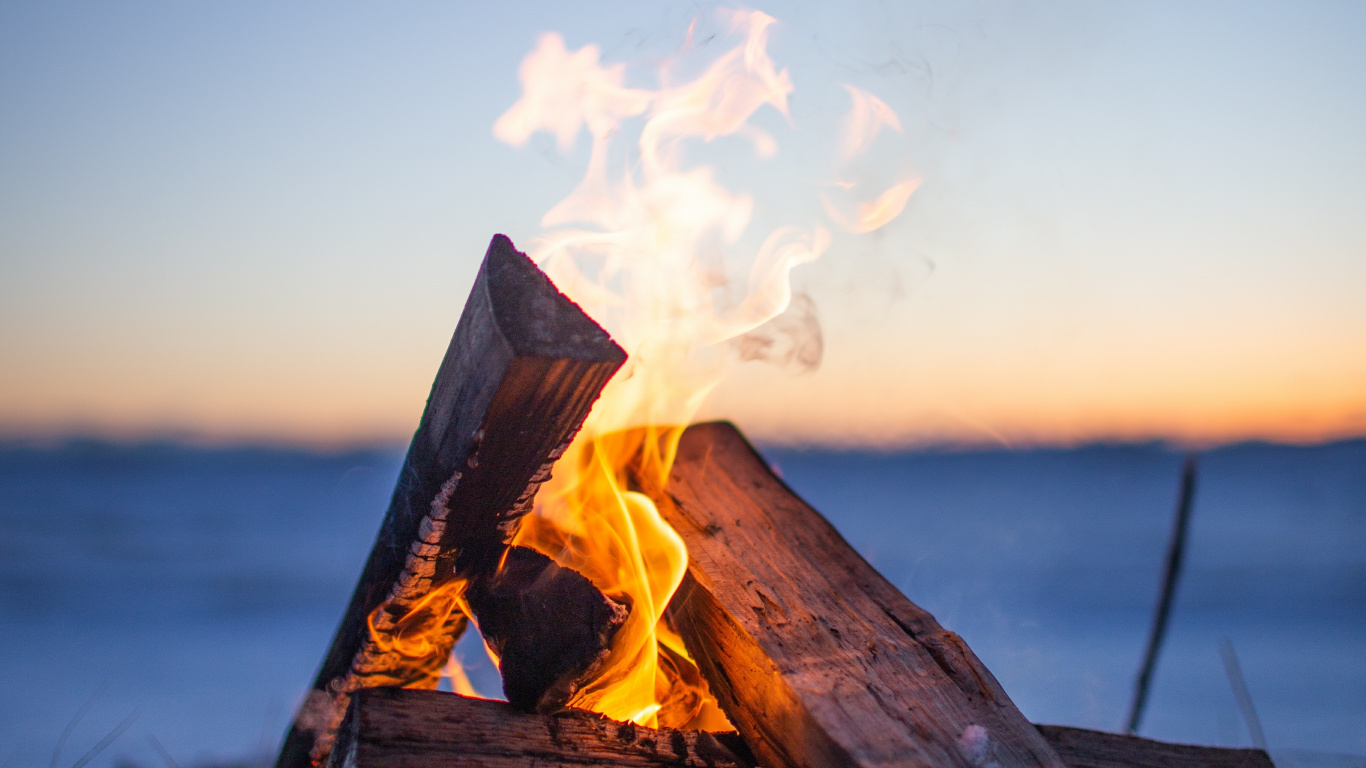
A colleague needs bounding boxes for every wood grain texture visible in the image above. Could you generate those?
[1036,726,1273,768]
[325,689,1267,768]
[329,688,755,768]
[658,421,1067,768]
[278,235,626,768]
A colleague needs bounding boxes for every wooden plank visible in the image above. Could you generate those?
[328,688,755,768]
[656,421,1068,768]
[325,689,1267,768]
[1036,726,1274,768]
[278,234,627,768]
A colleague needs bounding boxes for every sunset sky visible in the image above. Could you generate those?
[2,0,1363,448]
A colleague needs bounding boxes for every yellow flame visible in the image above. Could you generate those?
[490,9,829,729]
[474,8,918,728]
[513,427,695,725]
[364,578,470,688]
[357,10,918,729]
[821,178,922,234]
[442,653,481,698]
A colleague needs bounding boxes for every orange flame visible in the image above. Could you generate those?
[373,8,920,730]
[363,578,470,689]
[491,9,833,730]
[513,426,701,726]
[365,580,462,662]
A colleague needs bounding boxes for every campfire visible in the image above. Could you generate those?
[275,13,1274,768]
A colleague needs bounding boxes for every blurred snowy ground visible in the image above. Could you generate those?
[0,438,1361,768]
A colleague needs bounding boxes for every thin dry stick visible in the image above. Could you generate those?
[68,711,138,768]
[1219,638,1268,750]
[1127,454,1199,734]
[146,734,182,768]
[49,683,109,768]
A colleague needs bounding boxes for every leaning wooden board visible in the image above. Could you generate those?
[277,235,626,768]
[657,421,1066,768]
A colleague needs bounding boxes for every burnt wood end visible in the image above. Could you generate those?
[277,235,627,768]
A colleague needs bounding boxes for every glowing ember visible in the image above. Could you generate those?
[443,8,915,729]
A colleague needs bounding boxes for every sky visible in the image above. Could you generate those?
[1,0,1363,448]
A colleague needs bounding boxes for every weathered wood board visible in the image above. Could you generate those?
[326,688,1275,768]
[657,421,1067,768]
[329,688,755,768]
[1036,726,1273,768]
[277,234,626,768]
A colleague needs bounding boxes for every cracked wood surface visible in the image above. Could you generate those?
[324,688,1270,768]
[327,688,1267,765]
[329,688,755,768]
[277,235,626,768]
[659,421,1067,768]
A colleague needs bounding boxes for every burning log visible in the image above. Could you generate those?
[1034,726,1273,768]
[278,235,628,768]
[467,545,632,711]
[325,689,1273,768]
[655,421,1067,768]
[328,687,756,768]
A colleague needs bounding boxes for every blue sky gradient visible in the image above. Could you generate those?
[2,0,1363,446]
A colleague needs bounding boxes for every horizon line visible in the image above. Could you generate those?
[3,423,1363,455]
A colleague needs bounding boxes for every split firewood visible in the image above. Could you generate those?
[328,687,756,768]
[1035,726,1273,768]
[467,545,632,712]
[277,235,628,768]
[655,421,1068,768]
[1038,727,1273,768]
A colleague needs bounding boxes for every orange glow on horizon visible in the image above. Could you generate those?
[1,351,1364,450]
[1,337,1363,451]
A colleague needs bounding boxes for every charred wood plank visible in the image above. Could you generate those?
[328,688,755,768]
[278,235,627,768]
[326,689,1267,768]
[656,421,1067,768]
[1036,725,1274,768]
[468,545,630,711]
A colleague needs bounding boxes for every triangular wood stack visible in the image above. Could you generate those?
[277,236,1273,768]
